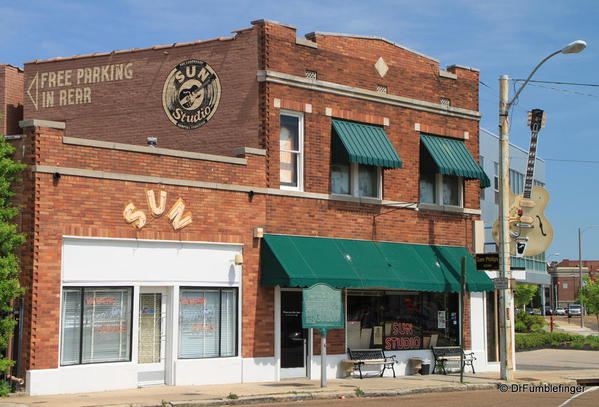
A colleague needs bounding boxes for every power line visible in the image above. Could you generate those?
[544,158,599,164]
[524,83,599,98]
[511,79,599,87]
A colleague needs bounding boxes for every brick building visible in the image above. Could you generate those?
[549,259,597,307]
[1,20,495,395]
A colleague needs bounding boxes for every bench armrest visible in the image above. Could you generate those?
[384,355,396,362]
[464,352,476,360]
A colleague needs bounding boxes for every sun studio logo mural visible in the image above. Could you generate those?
[162,59,221,130]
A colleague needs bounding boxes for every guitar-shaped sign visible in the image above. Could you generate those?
[492,109,553,257]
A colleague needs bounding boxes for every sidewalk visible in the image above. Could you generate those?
[4,366,599,407]
[547,316,599,336]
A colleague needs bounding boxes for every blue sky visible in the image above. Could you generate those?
[2,1,598,261]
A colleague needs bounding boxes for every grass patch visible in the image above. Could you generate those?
[354,387,365,397]
[227,393,239,400]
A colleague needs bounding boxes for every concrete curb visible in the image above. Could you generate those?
[141,383,499,407]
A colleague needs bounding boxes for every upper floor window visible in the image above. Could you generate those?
[480,155,485,201]
[419,172,464,207]
[280,112,303,191]
[329,119,402,199]
[493,162,499,192]
[419,134,489,208]
[509,169,524,195]
[331,161,381,198]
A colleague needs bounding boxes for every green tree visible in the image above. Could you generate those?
[514,283,538,311]
[0,129,25,396]
[578,276,599,333]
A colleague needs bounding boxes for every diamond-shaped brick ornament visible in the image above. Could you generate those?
[374,57,389,78]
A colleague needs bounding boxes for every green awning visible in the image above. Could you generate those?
[420,134,490,188]
[332,119,402,169]
[260,234,494,292]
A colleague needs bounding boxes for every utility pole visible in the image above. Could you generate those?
[498,75,514,381]
[496,39,587,381]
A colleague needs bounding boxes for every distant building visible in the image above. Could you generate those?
[549,259,598,307]
[479,128,550,308]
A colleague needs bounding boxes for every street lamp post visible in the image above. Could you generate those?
[578,225,599,328]
[498,40,586,381]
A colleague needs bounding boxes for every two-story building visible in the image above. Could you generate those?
[1,20,495,395]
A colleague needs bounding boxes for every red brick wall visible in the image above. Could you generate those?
[255,21,482,207]
[22,29,260,156]
[0,64,24,135]
[556,276,583,304]
[17,21,485,374]
[18,124,275,369]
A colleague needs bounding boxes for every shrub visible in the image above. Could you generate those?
[515,311,546,333]
[515,321,527,333]
[515,332,599,350]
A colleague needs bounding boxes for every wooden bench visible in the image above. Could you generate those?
[345,348,396,379]
[431,346,476,374]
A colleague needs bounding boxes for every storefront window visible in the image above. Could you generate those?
[347,291,459,351]
[60,287,132,366]
[178,288,237,359]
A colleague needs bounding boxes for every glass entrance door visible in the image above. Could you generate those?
[280,291,307,378]
[137,288,167,386]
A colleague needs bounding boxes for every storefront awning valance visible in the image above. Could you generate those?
[332,119,402,169]
[420,134,490,188]
[260,234,494,292]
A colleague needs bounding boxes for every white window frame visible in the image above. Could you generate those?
[419,173,464,208]
[279,110,304,192]
[331,162,382,199]
[493,162,499,192]
[436,173,464,207]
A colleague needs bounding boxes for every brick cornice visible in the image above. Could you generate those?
[257,70,482,121]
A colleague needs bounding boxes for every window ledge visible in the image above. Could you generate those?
[418,203,481,215]
[330,194,382,204]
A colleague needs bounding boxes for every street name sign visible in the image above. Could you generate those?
[494,278,509,290]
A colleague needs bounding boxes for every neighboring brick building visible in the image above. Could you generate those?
[0,64,23,136]
[549,259,597,307]
[2,20,495,395]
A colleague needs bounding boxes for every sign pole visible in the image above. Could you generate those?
[321,329,327,387]
[302,284,343,389]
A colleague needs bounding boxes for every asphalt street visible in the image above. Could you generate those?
[254,388,599,407]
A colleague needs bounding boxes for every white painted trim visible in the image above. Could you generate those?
[233,147,267,156]
[274,286,281,381]
[296,38,317,49]
[62,136,247,165]
[279,110,304,192]
[257,70,481,121]
[61,237,242,285]
[62,235,244,247]
[137,287,169,387]
[251,19,297,30]
[447,64,480,73]
[19,119,65,129]
[32,165,425,210]
[439,70,458,80]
